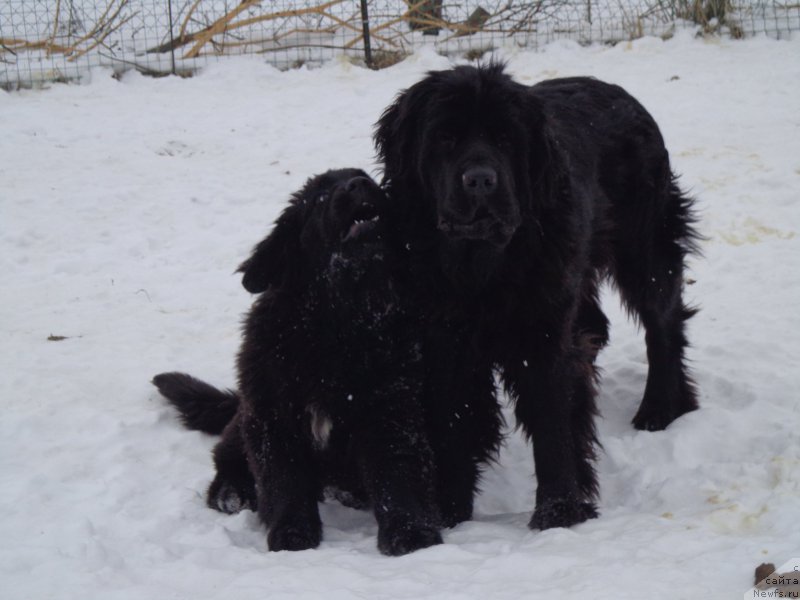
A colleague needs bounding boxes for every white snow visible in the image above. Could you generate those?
[1,32,799,600]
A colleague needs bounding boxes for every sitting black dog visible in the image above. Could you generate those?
[155,170,446,556]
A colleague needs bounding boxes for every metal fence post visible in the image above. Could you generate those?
[359,0,373,68]
[167,0,176,75]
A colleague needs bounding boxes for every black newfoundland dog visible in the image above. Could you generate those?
[155,169,499,555]
[374,64,700,531]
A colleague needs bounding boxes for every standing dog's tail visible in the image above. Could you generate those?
[152,372,239,435]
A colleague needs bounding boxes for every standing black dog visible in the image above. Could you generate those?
[374,64,701,531]
[156,169,451,555]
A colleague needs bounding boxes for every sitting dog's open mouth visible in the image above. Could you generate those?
[343,203,381,243]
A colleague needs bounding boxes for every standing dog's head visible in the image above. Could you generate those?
[239,169,388,294]
[375,64,553,255]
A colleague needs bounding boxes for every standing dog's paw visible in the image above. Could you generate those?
[268,515,322,552]
[632,400,698,431]
[437,495,473,529]
[529,497,598,530]
[377,519,443,556]
[632,406,675,432]
[633,382,699,432]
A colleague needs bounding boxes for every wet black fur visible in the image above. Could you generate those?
[156,169,480,555]
[152,372,238,435]
[374,64,701,530]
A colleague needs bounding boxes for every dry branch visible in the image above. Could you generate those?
[179,0,205,41]
[69,13,136,61]
[0,0,132,62]
[70,0,129,48]
[144,0,355,58]
[0,37,73,54]
[50,0,63,56]
[182,0,349,58]
[183,0,263,58]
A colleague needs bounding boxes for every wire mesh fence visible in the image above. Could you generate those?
[2,0,798,88]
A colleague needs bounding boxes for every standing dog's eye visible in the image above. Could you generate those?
[439,133,456,150]
[496,133,512,148]
[318,193,329,203]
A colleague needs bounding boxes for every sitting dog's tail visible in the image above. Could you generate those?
[152,372,239,435]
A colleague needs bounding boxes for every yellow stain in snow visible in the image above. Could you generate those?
[718,217,795,245]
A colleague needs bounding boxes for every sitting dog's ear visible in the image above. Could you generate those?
[238,204,303,294]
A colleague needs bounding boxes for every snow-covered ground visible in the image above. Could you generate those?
[1,32,799,599]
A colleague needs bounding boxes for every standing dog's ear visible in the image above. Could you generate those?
[374,77,432,186]
[522,91,561,212]
[238,204,304,294]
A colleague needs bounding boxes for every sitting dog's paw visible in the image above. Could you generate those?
[206,477,254,514]
[529,498,598,531]
[377,519,443,556]
[268,515,322,552]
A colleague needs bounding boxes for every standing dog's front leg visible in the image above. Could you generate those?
[503,333,600,531]
[355,390,443,556]
[423,325,503,528]
[241,408,322,552]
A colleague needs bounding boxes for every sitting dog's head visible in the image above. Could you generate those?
[239,169,388,294]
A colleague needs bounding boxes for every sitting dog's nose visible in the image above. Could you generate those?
[345,176,372,193]
[462,167,498,197]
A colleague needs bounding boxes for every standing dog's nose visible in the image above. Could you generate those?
[462,167,498,197]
